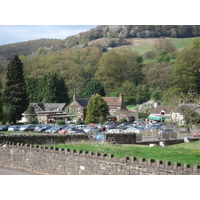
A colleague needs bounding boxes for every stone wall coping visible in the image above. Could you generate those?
[3,142,200,173]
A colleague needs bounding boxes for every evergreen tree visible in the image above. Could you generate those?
[2,55,28,123]
[24,105,38,124]
[84,78,105,97]
[40,73,70,103]
[85,94,109,124]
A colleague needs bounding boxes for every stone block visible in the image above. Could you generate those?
[184,137,191,143]
[159,141,167,147]
[149,144,157,147]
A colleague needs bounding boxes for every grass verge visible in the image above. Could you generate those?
[43,140,200,167]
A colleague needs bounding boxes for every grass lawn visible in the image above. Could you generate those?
[44,140,200,167]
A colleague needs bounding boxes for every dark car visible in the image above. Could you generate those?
[0,125,10,131]
[157,129,177,140]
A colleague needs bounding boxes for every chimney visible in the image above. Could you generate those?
[73,94,76,101]
[119,93,122,101]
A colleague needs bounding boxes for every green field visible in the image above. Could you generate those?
[129,37,193,54]
[43,140,200,167]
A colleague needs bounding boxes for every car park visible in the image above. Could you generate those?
[157,129,177,140]
[191,129,200,137]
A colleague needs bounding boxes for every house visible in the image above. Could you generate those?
[148,105,174,122]
[148,103,186,126]
[65,94,138,122]
[20,103,67,124]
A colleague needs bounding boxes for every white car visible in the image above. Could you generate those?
[107,129,122,133]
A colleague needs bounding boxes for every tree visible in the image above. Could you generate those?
[24,105,38,124]
[83,78,105,98]
[40,73,69,103]
[170,49,200,94]
[85,94,109,124]
[2,55,28,123]
[153,39,177,62]
[95,50,124,93]
[188,37,200,49]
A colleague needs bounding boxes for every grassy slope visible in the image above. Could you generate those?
[44,140,200,167]
[127,37,193,54]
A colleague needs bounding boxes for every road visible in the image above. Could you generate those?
[0,167,40,175]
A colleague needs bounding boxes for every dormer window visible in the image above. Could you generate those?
[160,110,166,115]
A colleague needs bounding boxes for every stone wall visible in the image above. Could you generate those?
[0,134,89,145]
[1,142,200,175]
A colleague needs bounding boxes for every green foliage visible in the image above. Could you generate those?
[56,120,65,125]
[26,73,70,104]
[138,112,149,118]
[118,118,127,122]
[170,49,200,94]
[24,105,38,124]
[2,55,28,123]
[85,94,109,124]
[83,78,105,98]
[188,37,200,49]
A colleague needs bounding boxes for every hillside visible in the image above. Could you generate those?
[0,38,65,63]
[0,25,199,105]
[1,25,199,64]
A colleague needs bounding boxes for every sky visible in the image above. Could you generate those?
[0,25,97,45]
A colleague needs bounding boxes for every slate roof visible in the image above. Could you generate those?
[150,105,174,114]
[76,98,90,108]
[30,103,66,112]
[178,103,200,115]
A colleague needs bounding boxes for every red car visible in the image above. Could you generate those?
[191,129,200,137]
[58,127,69,134]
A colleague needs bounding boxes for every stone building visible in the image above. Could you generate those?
[65,94,138,122]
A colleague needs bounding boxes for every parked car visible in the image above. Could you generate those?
[58,127,75,134]
[45,125,64,134]
[0,133,5,135]
[107,129,123,133]
[35,125,52,133]
[0,125,10,131]
[191,129,200,137]
[67,129,85,134]
[19,124,37,132]
[83,126,99,135]
[157,129,177,140]
[8,125,21,132]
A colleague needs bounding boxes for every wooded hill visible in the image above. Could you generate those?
[0,25,200,106]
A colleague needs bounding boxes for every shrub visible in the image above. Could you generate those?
[56,120,65,125]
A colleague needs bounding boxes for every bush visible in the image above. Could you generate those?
[56,120,65,125]
[119,118,127,122]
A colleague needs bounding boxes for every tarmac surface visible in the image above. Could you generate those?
[0,167,40,175]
